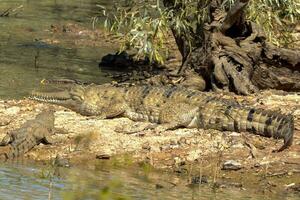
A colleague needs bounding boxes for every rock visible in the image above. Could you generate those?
[99,51,134,70]
[142,142,151,151]
[155,184,164,189]
[96,154,111,160]
[5,106,20,115]
[0,115,12,126]
[190,175,208,185]
[186,149,202,162]
[222,160,242,170]
[285,183,300,192]
[173,157,184,166]
[254,163,261,168]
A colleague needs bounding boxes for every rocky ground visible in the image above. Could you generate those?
[0,90,299,195]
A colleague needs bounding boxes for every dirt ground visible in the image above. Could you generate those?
[0,90,299,194]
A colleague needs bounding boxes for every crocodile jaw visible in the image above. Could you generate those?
[29,91,81,111]
[29,90,101,116]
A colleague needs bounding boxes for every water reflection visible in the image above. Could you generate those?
[0,0,113,99]
[1,160,297,200]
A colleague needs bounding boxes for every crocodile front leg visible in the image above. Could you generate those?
[0,135,12,146]
[42,135,56,144]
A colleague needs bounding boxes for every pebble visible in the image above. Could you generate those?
[222,160,242,170]
[186,149,202,162]
[190,175,208,185]
[96,154,111,160]
[0,116,12,126]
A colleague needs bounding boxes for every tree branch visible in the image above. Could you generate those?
[220,0,249,34]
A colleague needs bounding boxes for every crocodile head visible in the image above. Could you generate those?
[35,110,55,129]
[30,84,124,116]
[30,85,94,115]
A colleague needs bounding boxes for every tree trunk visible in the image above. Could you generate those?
[163,0,300,95]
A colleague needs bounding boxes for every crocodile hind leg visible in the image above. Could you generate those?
[138,104,200,134]
[159,103,201,129]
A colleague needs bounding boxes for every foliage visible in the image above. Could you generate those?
[247,0,300,47]
[96,0,300,63]
[96,0,174,63]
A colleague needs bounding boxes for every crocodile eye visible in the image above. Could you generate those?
[70,86,84,101]
[72,95,83,101]
[236,65,243,72]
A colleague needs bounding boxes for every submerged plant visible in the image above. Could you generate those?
[62,176,130,200]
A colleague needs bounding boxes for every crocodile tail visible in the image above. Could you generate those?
[199,101,294,151]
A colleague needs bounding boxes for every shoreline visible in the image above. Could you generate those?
[0,91,299,194]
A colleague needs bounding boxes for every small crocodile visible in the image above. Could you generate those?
[30,84,294,151]
[0,110,55,159]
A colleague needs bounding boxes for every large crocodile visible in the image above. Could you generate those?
[0,110,55,159]
[30,84,294,151]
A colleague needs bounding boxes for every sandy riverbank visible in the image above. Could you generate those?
[0,90,299,193]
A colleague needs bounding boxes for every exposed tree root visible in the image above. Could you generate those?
[165,0,300,94]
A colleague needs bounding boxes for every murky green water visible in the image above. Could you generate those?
[2,160,294,200]
[0,0,113,99]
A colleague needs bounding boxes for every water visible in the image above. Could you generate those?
[0,0,113,99]
[0,161,211,200]
[2,161,294,200]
